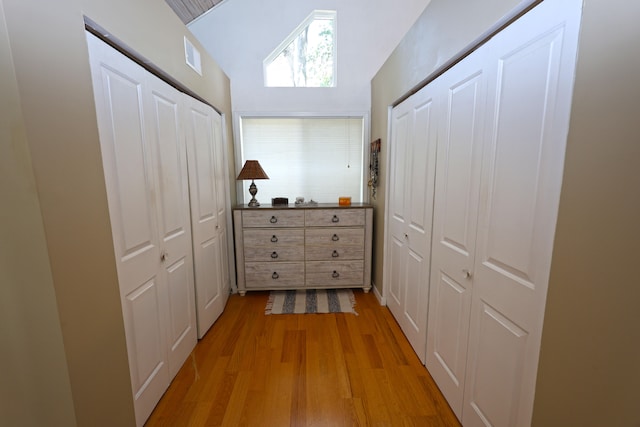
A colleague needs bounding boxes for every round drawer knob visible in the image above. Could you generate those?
[270,216,278,223]
[331,234,339,241]
[332,250,339,258]
[271,235,278,243]
[332,270,340,278]
[271,251,279,259]
[272,272,279,279]
[331,215,339,223]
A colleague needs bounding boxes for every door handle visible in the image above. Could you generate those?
[160,250,169,262]
[462,269,472,279]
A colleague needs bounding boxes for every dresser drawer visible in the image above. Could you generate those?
[242,210,305,228]
[305,246,364,261]
[305,209,365,227]
[245,262,305,288]
[244,246,305,262]
[305,228,364,246]
[244,228,304,247]
[305,261,364,287]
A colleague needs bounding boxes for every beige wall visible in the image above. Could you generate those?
[372,0,640,425]
[370,0,520,294]
[2,0,232,425]
[533,0,640,425]
[0,2,76,425]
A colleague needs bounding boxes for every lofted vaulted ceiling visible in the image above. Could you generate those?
[165,0,224,24]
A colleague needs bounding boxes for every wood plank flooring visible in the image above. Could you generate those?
[146,290,460,427]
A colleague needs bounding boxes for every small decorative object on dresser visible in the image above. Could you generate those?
[233,203,373,295]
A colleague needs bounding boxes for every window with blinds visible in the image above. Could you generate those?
[238,116,365,204]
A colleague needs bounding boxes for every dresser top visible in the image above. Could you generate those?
[234,202,372,210]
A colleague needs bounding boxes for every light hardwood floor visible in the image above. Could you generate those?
[146,290,460,426]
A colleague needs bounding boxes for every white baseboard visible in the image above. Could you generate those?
[372,281,385,305]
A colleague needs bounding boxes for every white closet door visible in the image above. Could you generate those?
[184,97,226,338]
[147,77,197,379]
[386,83,437,363]
[462,1,582,426]
[212,113,231,305]
[425,48,487,418]
[87,34,169,427]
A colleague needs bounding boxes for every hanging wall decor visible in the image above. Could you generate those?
[369,138,381,200]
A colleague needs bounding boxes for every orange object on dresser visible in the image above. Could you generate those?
[338,197,351,206]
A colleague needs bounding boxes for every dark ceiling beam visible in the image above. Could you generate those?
[165,0,224,24]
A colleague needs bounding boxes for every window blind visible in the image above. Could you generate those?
[240,117,364,204]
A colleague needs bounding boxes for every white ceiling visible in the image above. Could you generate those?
[189,0,431,80]
[187,0,431,113]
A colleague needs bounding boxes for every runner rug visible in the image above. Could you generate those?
[265,289,357,315]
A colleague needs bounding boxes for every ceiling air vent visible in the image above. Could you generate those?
[184,36,202,75]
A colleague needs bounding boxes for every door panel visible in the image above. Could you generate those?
[429,272,468,387]
[386,109,409,310]
[166,258,193,348]
[148,79,197,379]
[126,279,165,391]
[212,114,231,305]
[426,53,486,417]
[465,302,528,427]
[388,237,404,308]
[185,98,227,338]
[87,33,168,427]
[386,84,437,363]
[403,93,437,364]
[463,1,582,425]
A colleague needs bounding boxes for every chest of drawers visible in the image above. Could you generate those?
[233,204,373,295]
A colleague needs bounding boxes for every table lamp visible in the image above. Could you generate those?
[236,160,269,207]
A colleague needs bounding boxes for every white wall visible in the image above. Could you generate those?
[189,0,430,113]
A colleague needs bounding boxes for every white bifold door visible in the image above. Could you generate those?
[87,32,231,426]
[386,0,583,425]
[425,46,487,415]
[385,84,437,363]
[184,97,231,339]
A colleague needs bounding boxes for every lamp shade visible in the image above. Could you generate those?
[236,160,269,180]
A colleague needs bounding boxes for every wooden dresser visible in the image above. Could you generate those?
[233,204,373,295]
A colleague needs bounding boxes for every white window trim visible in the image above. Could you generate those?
[232,111,370,204]
[263,10,338,87]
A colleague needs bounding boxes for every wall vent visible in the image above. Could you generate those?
[184,36,202,75]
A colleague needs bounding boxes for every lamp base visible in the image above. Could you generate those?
[247,180,260,207]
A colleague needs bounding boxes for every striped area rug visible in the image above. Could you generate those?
[265,289,357,315]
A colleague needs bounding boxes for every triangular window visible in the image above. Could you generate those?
[264,10,336,87]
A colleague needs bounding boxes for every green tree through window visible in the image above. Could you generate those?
[265,11,336,87]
